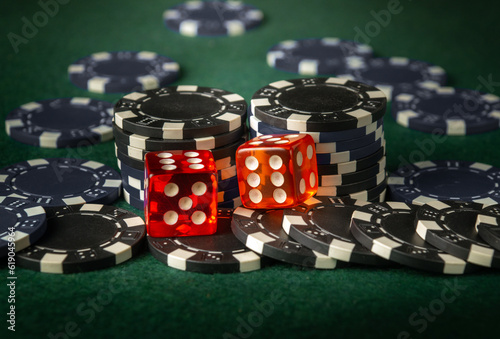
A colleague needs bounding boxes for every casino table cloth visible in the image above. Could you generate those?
[1,0,500,338]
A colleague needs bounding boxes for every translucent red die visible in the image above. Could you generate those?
[236,134,318,209]
[145,150,218,237]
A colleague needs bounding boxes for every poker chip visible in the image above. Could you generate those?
[217,186,240,202]
[218,197,243,209]
[0,158,122,207]
[68,51,180,93]
[317,145,385,175]
[148,209,264,273]
[114,86,247,139]
[251,77,386,132]
[267,37,373,75]
[231,208,338,269]
[316,137,384,165]
[163,1,263,37]
[249,111,385,143]
[337,57,447,99]
[113,123,244,151]
[17,204,146,273]
[282,196,388,265]
[314,125,384,153]
[250,124,384,154]
[316,170,386,196]
[123,187,144,210]
[392,85,500,135]
[115,137,243,167]
[415,200,500,268]
[387,160,500,205]
[350,201,474,274]
[318,157,386,186]
[0,197,47,257]
[336,179,388,201]
[5,98,113,148]
[475,204,500,251]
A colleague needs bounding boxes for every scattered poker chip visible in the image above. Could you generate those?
[68,51,180,94]
[123,188,144,210]
[387,160,500,205]
[316,137,384,165]
[249,111,384,143]
[17,204,146,273]
[0,197,47,257]
[113,123,244,151]
[316,170,386,196]
[392,85,500,135]
[350,201,474,274]
[232,208,338,269]
[0,158,122,207]
[318,157,386,186]
[336,179,388,201]
[317,145,385,175]
[5,98,113,148]
[267,37,373,75]
[415,200,500,268]
[475,204,500,250]
[163,1,264,37]
[282,197,388,265]
[148,209,264,273]
[337,57,447,99]
[114,87,247,140]
[251,78,386,132]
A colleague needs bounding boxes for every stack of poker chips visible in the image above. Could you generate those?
[112,86,248,210]
[250,77,387,202]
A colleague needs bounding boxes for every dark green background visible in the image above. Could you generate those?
[1,0,500,338]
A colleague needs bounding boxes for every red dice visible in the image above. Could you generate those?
[145,150,218,237]
[236,134,318,209]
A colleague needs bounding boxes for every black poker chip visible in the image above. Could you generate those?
[350,201,476,274]
[148,209,264,274]
[114,86,247,139]
[251,77,386,132]
[282,196,388,265]
[16,204,146,273]
[113,123,244,151]
[0,197,47,257]
[415,200,500,268]
[476,204,500,251]
[231,207,339,269]
[0,158,122,207]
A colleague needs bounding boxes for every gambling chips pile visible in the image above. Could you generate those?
[2,1,500,276]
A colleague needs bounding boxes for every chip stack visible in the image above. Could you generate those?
[112,86,248,210]
[250,77,387,202]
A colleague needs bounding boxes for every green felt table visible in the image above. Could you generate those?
[1,0,500,338]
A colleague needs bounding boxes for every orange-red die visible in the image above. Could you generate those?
[236,134,318,209]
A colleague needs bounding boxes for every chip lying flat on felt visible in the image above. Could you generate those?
[68,51,180,93]
[16,204,146,274]
[163,1,264,37]
[0,158,122,207]
[5,97,113,148]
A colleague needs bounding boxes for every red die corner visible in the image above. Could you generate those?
[236,134,318,209]
[145,150,218,237]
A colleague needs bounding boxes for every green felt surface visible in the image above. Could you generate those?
[1,0,500,338]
